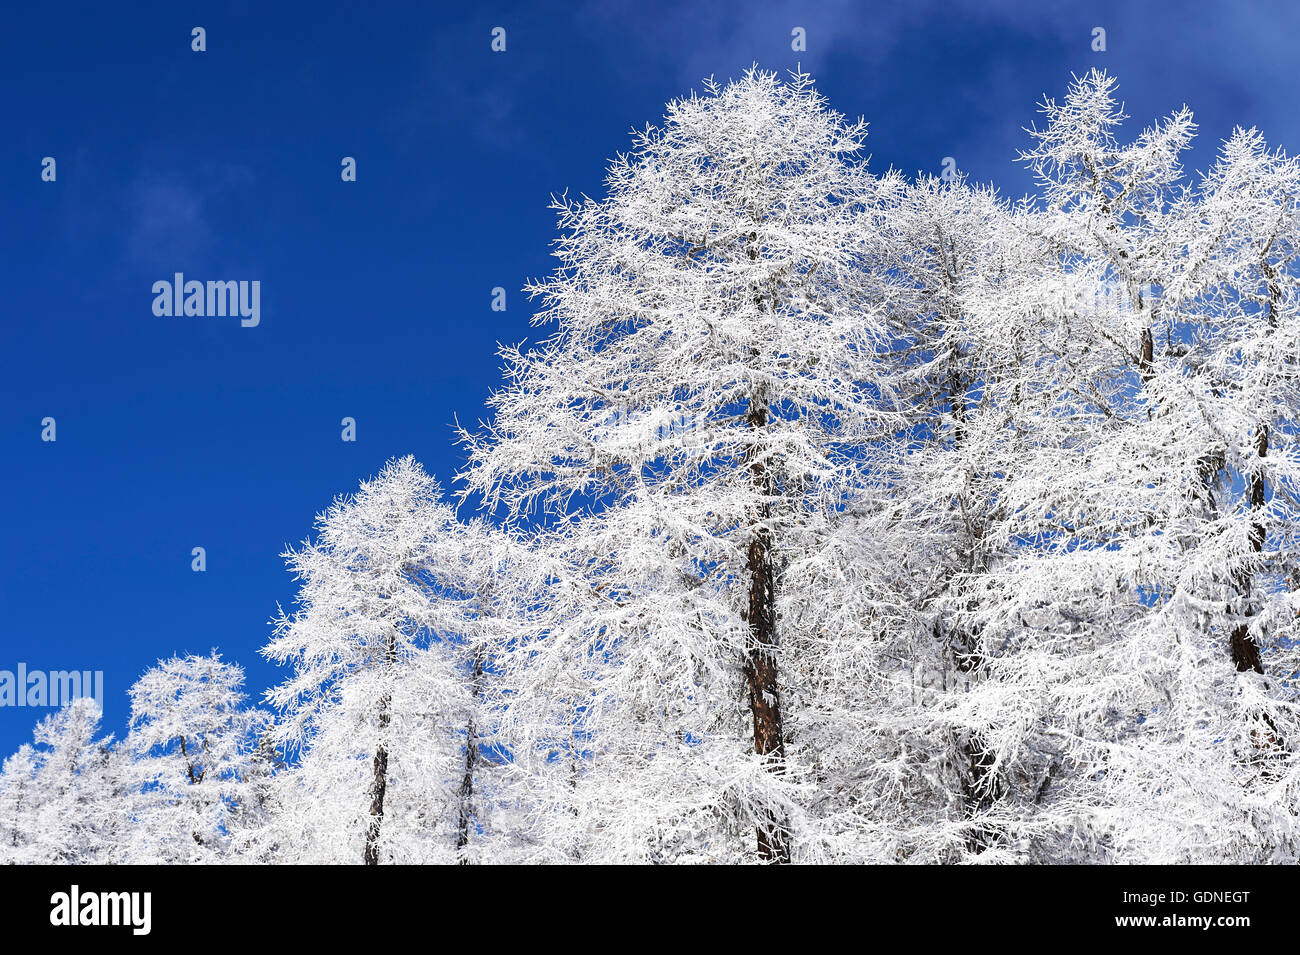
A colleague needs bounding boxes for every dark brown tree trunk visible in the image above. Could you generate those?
[943,340,1003,853]
[1234,264,1285,762]
[1230,426,1268,674]
[364,730,389,865]
[177,734,208,846]
[744,397,789,864]
[1230,264,1281,675]
[1230,265,1278,675]
[959,726,1004,853]
[1138,326,1154,383]
[364,632,397,866]
[455,650,484,864]
[955,622,1003,853]
[738,218,790,864]
[954,584,1002,852]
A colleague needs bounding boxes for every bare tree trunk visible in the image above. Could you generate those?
[744,396,790,864]
[1231,426,1268,674]
[1230,271,1283,764]
[955,607,1004,853]
[959,725,1004,853]
[1230,267,1280,676]
[364,632,397,866]
[942,334,1004,854]
[1229,425,1284,765]
[455,650,484,864]
[177,734,208,847]
[736,218,790,864]
[364,726,389,865]
[954,569,1003,853]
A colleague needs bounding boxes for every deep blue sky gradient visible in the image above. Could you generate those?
[3,0,1299,755]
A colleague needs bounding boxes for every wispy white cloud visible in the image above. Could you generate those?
[119,161,254,272]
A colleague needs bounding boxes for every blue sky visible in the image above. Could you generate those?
[3,0,1298,756]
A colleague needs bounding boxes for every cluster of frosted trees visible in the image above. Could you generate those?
[6,68,1300,864]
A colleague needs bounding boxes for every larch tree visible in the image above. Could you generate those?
[1,699,133,864]
[459,67,898,862]
[947,70,1300,861]
[126,651,267,862]
[261,456,513,864]
[0,745,40,863]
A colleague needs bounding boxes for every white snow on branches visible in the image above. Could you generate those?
[6,68,1300,864]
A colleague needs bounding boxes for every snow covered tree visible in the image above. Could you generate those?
[460,67,898,862]
[439,518,545,863]
[225,727,284,861]
[0,745,40,862]
[6,66,1300,869]
[126,651,267,862]
[912,70,1300,862]
[0,699,133,863]
[259,456,520,863]
[773,173,1060,860]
